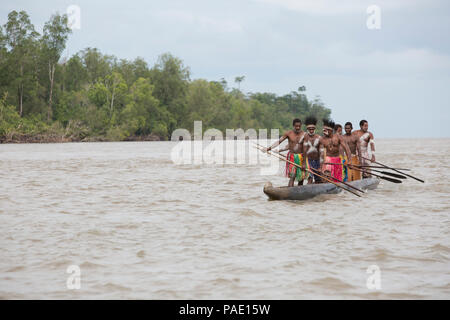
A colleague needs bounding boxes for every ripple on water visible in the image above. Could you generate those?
[210,277,241,286]
[77,229,114,237]
[114,223,140,230]
[239,209,264,217]
[5,266,26,273]
[41,259,76,269]
[79,261,106,269]
[94,282,133,292]
[307,276,356,290]
[427,243,450,254]
[136,250,145,258]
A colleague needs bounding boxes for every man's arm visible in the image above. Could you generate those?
[353,135,360,157]
[356,136,362,164]
[369,132,375,161]
[340,136,352,162]
[299,133,306,170]
[265,132,288,152]
[275,144,289,153]
[298,132,305,154]
[319,137,325,171]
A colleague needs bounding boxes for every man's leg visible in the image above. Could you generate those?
[362,165,370,178]
[333,163,343,182]
[361,152,371,178]
[307,160,314,184]
[298,166,305,185]
[323,170,331,183]
[288,175,295,187]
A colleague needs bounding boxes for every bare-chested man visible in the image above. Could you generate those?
[334,125,344,155]
[319,119,352,182]
[265,118,306,187]
[334,124,348,182]
[353,120,375,178]
[302,116,321,184]
[342,122,361,181]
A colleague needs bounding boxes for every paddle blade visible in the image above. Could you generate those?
[380,176,402,184]
[361,156,425,183]
[380,171,407,179]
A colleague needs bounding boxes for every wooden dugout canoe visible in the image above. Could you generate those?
[263,177,380,201]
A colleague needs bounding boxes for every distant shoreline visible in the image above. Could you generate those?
[0,133,164,144]
[0,135,255,143]
[1,134,448,144]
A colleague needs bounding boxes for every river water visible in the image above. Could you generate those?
[0,139,449,299]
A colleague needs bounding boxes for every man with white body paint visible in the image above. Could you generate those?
[302,116,322,184]
[353,120,376,178]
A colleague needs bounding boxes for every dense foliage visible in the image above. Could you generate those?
[0,10,331,142]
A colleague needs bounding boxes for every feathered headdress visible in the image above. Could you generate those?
[322,118,335,130]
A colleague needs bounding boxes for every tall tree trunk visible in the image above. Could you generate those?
[19,63,24,117]
[48,62,55,122]
[18,84,23,117]
[61,64,65,93]
[110,83,116,116]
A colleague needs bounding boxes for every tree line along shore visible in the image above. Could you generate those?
[0,10,331,144]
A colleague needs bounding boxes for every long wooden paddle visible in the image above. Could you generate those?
[254,144,364,197]
[357,165,411,171]
[345,165,402,184]
[324,162,407,179]
[364,169,406,179]
[361,156,424,183]
[307,166,374,190]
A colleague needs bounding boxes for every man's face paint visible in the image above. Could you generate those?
[307,126,315,136]
[323,127,332,137]
[294,122,302,133]
[345,125,352,134]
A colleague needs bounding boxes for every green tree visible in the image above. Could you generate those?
[120,77,165,136]
[81,48,115,84]
[150,52,190,126]
[0,26,9,94]
[104,71,128,118]
[3,10,40,117]
[0,93,21,139]
[41,13,72,122]
[64,54,88,92]
[88,81,109,108]
[113,57,150,88]
[234,75,245,90]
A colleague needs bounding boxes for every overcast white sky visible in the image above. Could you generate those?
[2,0,450,137]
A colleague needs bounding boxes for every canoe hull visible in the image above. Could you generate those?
[263,177,380,201]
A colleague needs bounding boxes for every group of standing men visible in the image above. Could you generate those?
[265,117,376,187]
